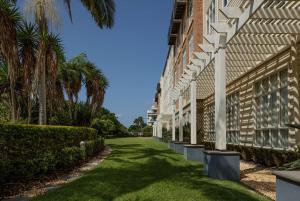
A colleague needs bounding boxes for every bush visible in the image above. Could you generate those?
[204,141,300,167]
[91,118,116,137]
[0,124,104,186]
[162,128,172,143]
[49,110,73,126]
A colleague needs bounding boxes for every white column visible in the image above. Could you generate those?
[215,46,227,150]
[158,121,162,138]
[179,92,184,142]
[172,101,176,141]
[153,124,156,137]
[190,72,197,144]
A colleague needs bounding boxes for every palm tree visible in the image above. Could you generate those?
[23,0,115,124]
[18,22,38,123]
[0,0,21,122]
[45,32,65,118]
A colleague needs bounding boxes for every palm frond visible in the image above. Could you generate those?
[80,0,115,29]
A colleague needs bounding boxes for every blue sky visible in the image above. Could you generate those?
[57,0,172,127]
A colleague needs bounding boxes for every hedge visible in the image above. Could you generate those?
[0,124,104,187]
[204,141,300,167]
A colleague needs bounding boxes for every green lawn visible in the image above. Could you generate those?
[32,137,271,201]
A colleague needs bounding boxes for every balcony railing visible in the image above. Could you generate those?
[168,0,187,45]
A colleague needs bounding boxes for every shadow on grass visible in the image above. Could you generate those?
[31,138,270,201]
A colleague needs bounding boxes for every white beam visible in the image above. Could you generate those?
[227,44,283,54]
[211,22,231,33]
[226,0,265,43]
[199,43,215,54]
[241,19,300,34]
[231,33,292,46]
[187,64,201,75]
[220,7,243,19]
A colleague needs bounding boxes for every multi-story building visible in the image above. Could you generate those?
[153,0,300,152]
[147,104,157,126]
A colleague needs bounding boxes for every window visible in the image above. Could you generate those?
[224,0,228,6]
[254,69,289,148]
[207,0,216,34]
[188,0,193,18]
[226,92,240,144]
[189,33,194,63]
[207,103,215,141]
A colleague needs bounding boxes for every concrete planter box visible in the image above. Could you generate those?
[204,150,240,181]
[273,171,300,201]
[184,145,205,163]
[173,142,189,154]
[168,141,176,150]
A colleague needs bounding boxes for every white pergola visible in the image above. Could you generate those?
[172,0,300,149]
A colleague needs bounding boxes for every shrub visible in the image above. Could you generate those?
[48,110,73,126]
[0,124,104,186]
[58,147,86,168]
[91,118,116,137]
[204,141,300,167]
[162,128,172,143]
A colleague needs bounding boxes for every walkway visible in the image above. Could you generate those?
[32,138,271,201]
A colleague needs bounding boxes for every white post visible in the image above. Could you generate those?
[158,120,162,138]
[179,92,184,142]
[190,72,197,144]
[153,123,157,137]
[215,42,227,150]
[172,101,176,141]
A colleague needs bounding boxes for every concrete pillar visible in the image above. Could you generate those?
[172,101,176,141]
[215,45,227,150]
[158,121,162,138]
[153,124,155,137]
[179,93,184,142]
[190,72,197,144]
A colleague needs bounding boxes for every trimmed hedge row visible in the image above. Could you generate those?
[204,141,300,167]
[0,124,104,186]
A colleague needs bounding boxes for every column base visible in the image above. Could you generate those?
[168,141,176,150]
[184,145,205,163]
[173,142,189,154]
[273,171,300,201]
[152,137,162,142]
[204,150,240,181]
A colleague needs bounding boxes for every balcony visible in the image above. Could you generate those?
[168,0,187,45]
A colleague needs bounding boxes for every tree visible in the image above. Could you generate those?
[23,0,115,124]
[0,0,21,122]
[18,22,38,123]
[133,116,146,128]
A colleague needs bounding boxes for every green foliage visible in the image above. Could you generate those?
[91,108,129,137]
[48,109,73,126]
[175,127,179,141]
[183,122,191,142]
[91,118,116,137]
[128,116,147,134]
[0,102,9,123]
[279,159,300,170]
[0,124,104,187]
[204,141,300,167]
[162,128,172,143]
[58,146,85,168]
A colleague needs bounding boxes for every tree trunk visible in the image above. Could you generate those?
[37,40,47,125]
[27,94,32,124]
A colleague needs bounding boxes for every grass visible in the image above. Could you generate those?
[32,137,271,201]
